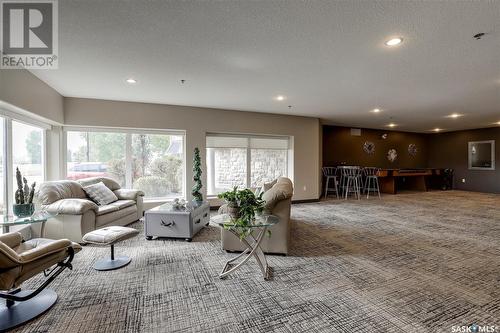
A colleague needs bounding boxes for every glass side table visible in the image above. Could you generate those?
[211,214,279,280]
[0,211,57,237]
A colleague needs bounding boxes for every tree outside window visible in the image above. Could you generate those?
[66,130,184,199]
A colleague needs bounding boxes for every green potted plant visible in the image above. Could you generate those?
[191,147,203,203]
[13,168,36,217]
[218,187,265,238]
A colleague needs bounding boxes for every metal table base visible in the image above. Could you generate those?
[219,226,270,280]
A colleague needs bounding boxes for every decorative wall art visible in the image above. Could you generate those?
[468,140,495,170]
[408,144,418,156]
[387,149,398,163]
[363,141,375,155]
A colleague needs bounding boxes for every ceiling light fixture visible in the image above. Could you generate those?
[495,121,500,125]
[372,108,381,113]
[433,128,441,132]
[275,95,285,101]
[387,123,397,128]
[126,78,137,84]
[385,37,403,46]
[447,113,462,119]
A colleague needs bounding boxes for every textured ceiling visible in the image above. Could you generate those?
[30,0,500,132]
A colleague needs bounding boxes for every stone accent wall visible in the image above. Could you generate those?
[214,148,287,190]
[214,148,246,189]
[250,149,287,187]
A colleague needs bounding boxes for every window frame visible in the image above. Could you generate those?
[206,133,292,197]
[62,126,186,202]
[0,108,49,214]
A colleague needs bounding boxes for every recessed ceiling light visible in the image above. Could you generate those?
[387,123,397,128]
[126,78,137,84]
[447,113,462,119]
[371,108,381,113]
[275,95,285,101]
[385,37,403,46]
[433,128,442,132]
[495,121,500,125]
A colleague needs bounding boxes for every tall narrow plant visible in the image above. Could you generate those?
[15,167,36,205]
[192,147,203,202]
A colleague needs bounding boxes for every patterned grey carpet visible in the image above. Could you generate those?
[14,190,500,333]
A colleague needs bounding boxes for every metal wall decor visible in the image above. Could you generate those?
[408,144,418,156]
[387,149,398,163]
[363,141,375,155]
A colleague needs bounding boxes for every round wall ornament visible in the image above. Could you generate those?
[408,144,418,156]
[387,149,398,163]
[363,141,375,155]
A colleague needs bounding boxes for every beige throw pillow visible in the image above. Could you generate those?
[262,178,293,214]
[83,182,118,206]
[261,179,278,194]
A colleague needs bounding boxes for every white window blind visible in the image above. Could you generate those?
[206,136,248,148]
[206,134,289,149]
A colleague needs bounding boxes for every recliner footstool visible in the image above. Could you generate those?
[83,226,139,271]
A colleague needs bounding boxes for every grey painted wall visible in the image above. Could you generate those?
[0,69,64,124]
[64,97,322,201]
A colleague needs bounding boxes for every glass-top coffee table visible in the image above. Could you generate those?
[0,211,57,237]
[211,214,279,280]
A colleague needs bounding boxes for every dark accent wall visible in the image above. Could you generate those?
[323,126,428,169]
[322,125,500,194]
[428,127,500,193]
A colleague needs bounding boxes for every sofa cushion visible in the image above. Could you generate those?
[96,204,119,216]
[95,205,137,227]
[37,180,87,205]
[78,177,121,191]
[109,200,135,209]
[83,182,118,206]
[262,177,293,214]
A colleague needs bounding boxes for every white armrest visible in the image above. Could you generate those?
[42,198,98,215]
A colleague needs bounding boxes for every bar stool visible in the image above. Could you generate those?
[342,166,362,200]
[322,167,339,199]
[363,167,381,199]
[337,165,351,195]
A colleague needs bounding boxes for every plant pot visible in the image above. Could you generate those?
[226,205,241,219]
[13,203,34,218]
[191,199,204,207]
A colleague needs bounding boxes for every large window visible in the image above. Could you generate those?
[12,121,45,203]
[0,112,47,215]
[0,118,4,213]
[206,134,291,195]
[66,131,126,186]
[66,129,184,200]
